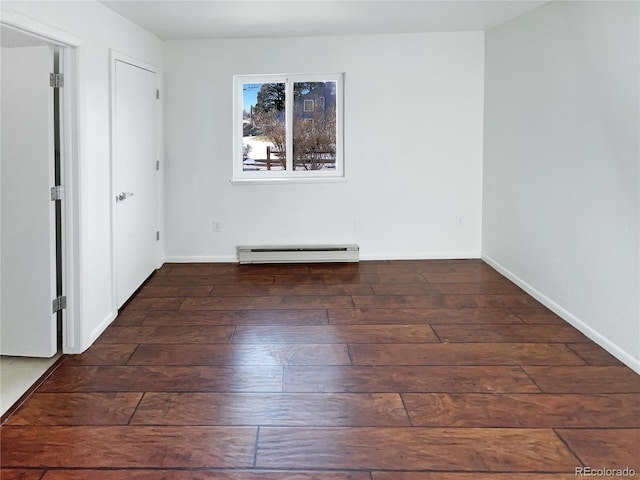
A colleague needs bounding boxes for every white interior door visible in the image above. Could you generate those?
[114,60,158,307]
[0,46,57,357]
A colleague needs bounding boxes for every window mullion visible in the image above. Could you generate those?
[285,78,294,173]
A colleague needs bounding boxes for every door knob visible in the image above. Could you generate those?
[116,192,134,202]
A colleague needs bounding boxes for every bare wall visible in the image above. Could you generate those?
[483,1,639,371]
[163,32,484,261]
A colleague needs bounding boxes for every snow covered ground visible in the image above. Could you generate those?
[243,136,284,171]
[242,136,336,171]
[243,136,274,160]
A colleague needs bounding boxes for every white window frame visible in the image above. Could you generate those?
[233,73,345,183]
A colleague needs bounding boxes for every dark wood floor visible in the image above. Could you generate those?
[2,260,639,479]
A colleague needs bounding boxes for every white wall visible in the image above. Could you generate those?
[483,1,639,371]
[164,32,484,261]
[1,1,163,352]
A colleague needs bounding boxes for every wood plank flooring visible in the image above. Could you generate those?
[2,260,639,479]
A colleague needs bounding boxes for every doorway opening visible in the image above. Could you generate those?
[0,21,79,417]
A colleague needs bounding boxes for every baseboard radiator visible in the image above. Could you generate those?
[237,244,359,264]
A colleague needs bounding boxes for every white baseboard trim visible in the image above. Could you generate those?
[482,254,640,375]
[360,251,481,261]
[165,252,482,263]
[85,311,117,353]
[165,255,238,263]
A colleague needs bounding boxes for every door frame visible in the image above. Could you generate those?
[0,11,82,354]
[109,50,163,313]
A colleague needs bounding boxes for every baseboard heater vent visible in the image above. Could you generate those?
[237,244,359,264]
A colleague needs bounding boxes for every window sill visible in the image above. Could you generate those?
[230,176,349,185]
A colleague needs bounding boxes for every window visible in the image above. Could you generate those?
[303,99,314,112]
[234,73,344,182]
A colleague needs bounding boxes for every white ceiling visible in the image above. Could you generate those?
[100,1,548,40]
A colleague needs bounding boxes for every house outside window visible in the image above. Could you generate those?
[234,73,344,182]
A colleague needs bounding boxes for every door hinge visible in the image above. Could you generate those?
[50,185,64,201]
[156,160,160,171]
[156,89,160,99]
[52,295,67,313]
[50,73,64,88]
[156,231,160,241]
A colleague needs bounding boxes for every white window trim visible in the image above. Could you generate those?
[233,73,345,183]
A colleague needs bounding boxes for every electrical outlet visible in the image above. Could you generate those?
[213,220,221,233]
